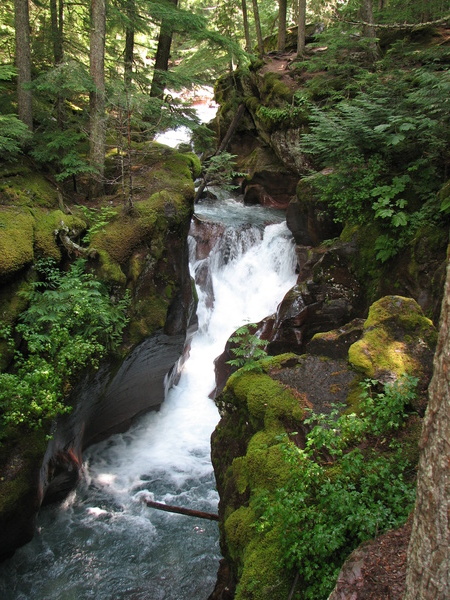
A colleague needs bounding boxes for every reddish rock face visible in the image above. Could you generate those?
[243,182,292,209]
[189,216,226,261]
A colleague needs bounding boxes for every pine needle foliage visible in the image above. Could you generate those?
[300,65,450,261]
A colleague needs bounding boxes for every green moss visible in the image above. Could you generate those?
[260,353,300,371]
[348,296,436,379]
[127,292,168,346]
[148,154,196,200]
[0,166,58,208]
[227,372,304,428]
[235,529,290,600]
[0,208,35,278]
[181,152,202,179]
[245,440,292,493]
[245,95,261,113]
[95,250,127,287]
[261,72,293,103]
[0,428,48,514]
[225,505,257,564]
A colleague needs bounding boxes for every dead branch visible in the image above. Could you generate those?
[141,497,219,521]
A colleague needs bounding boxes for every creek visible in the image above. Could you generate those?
[0,198,297,600]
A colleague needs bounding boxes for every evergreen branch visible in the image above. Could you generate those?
[331,10,450,31]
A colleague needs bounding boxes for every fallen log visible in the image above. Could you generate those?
[141,498,219,521]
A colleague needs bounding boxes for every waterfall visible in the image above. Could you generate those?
[0,199,297,600]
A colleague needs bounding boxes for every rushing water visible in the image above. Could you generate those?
[0,199,297,600]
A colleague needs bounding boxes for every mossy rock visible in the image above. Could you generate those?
[0,165,58,208]
[234,529,291,600]
[225,505,256,564]
[225,371,305,430]
[348,295,436,385]
[0,208,35,279]
[33,210,86,261]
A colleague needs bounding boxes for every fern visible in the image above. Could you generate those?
[0,259,130,430]
[227,324,268,373]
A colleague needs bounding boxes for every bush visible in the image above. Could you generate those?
[255,376,418,599]
[0,258,129,430]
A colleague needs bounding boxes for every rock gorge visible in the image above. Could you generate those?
[205,30,449,598]
[0,144,200,559]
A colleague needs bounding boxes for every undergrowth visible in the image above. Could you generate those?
[0,258,129,432]
[254,375,419,599]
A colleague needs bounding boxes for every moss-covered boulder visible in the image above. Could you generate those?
[348,296,436,407]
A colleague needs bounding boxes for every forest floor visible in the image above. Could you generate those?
[330,495,412,598]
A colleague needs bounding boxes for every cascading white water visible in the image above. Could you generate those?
[0,199,297,600]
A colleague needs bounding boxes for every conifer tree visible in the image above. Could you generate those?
[252,0,264,57]
[241,0,251,51]
[150,0,179,99]
[277,0,287,52]
[89,0,106,196]
[14,0,33,130]
[297,0,306,56]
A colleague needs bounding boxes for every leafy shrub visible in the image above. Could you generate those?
[0,259,129,430]
[255,376,418,599]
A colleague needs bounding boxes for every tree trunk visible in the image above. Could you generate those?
[241,0,251,52]
[252,0,264,57]
[50,0,64,65]
[89,0,106,197]
[50,0,65,127]
[404,256,450,599]
[150,0,179,99]
[124,0,135,84]
[359,0,379,61]
[297,0,306,57]
[141,498,219,521]
[277,0,287,52]
[14,0,33,130]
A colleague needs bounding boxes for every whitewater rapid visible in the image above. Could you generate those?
[0,199,297,600]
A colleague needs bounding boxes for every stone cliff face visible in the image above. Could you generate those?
[0,144,199,560]
[208,55,448,599]
[209,297,437,600]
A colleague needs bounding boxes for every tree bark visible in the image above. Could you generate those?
[404,256,450,599]
[241,0,251,52]
[14,0,33,130]
[150,0,178,99]
[50,0,65,127]
[141,498,219,521]
[124,0,135,84]
[277,0,287,52]
[252,0,264,57]
[297,0,306,57]
[89,0,106,197]
[50,0,64,65]
[358,0,380,60]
